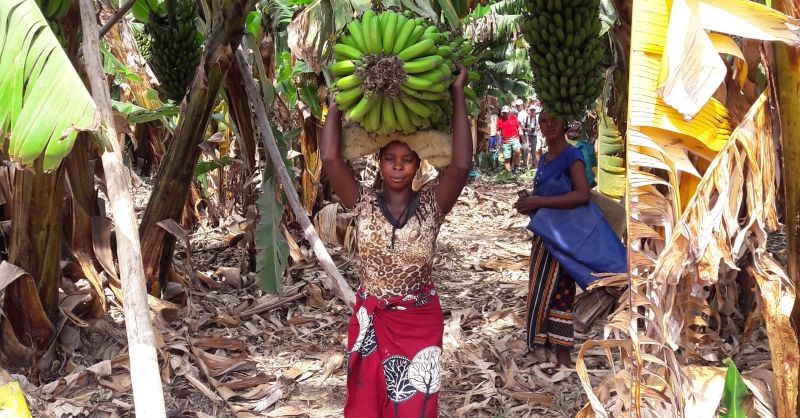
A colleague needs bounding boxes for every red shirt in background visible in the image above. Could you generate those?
[496,115,520,141]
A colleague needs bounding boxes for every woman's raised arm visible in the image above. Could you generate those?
[321,103,360,209]
[435,63,473,214]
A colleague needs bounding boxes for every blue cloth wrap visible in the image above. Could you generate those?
[527,148,627,290]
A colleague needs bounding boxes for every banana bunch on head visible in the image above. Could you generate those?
[523,0,606,120]
[331,10,473,135]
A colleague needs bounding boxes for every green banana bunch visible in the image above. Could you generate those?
[524,0,606,120]
[34,0,69,47]
[35,0,70,21]
[142,0,202,102]
[331,10,475,135]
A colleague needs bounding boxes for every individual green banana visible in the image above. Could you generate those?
[382,12,399,53]
[423,82,447,93]
[346,95,379,123]
[461,56,478,66]
[403,55,443,74]
[416,69,444,83]
[468,71,480,82]
[378,10,389,33]
[407,109,424,128]
[400,96,433,118]
[331,60,356,76]
[401,85,425,99]
[335,74,361,90]
[335,87,363,109]
[365,102,382,132]
[405,25,426,50]
[53,0,70,19]
[398,39,435,61]
[464,86,477,100]
[347,21,368,53]
[380,97,397,133]
[369,12,382,54]
[425,101,443,122]
[417,91,447,100]
[392,19,417,54]
[439,64,452,80]
[334,43,363,60]
[404,75,434,90]
[437,45,452,58]
[392,99,415,133]
[361,11,377,54]
[42,0,60,19]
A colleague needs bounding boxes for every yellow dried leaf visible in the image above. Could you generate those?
[692,0,800,45]
[658,0,728,119]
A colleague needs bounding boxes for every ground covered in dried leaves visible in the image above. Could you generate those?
[18,181,619,418]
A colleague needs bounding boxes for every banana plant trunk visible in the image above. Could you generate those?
[138,0,257,293]
[2,166,62,352]
[773,2,800,412]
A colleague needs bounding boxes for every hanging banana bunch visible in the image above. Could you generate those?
[34,0,70,46]
[141,0,202,102]
[523,0,606,120]
[330,9,481,135]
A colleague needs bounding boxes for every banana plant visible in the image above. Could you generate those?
[0,0,98,172]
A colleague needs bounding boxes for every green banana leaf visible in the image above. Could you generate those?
[435,0,461,30]
[0,0,98,172]
[719,362,749,418]
[597,111,625,199]
[255,126,291,294]
[286,0,371,71]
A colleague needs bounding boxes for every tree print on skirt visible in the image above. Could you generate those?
[344,285,444,418]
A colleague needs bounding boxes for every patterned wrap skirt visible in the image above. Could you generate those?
[345,285,444,418]
[526,235,576,350]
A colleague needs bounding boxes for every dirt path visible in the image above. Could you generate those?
[19,180,598,418]
[208,181,591,418]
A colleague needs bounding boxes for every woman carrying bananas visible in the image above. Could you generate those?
[513,111,626,367]
[321,65,471,417]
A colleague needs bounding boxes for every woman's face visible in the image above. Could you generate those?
[538,111,565,141]
[380,141,420,191]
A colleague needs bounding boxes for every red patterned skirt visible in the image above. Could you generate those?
[344,285,443,418]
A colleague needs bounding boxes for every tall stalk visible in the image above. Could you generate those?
[3,165,62,351]
[773,1,800,413]
[138,0,258,293]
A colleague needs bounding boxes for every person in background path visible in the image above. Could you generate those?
[566,122,597,188]
[523,103,539,169]
[496,105,522,173]
[322,65,472,417]
[513,110,627,368]
[515,99,531,171]
[532,102,545,163]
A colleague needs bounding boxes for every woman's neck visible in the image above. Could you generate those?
[382,186,415,206]
[546,136,569,156]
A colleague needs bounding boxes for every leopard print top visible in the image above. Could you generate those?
[354,184,444,298]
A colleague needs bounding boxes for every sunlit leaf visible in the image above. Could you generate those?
[691,0,800,45]
[0,0,98,171]
[298,81,322,119]
[719,362,749,418]
[245,10,263,40]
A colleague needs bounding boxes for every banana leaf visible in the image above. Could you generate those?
[286,0,371,71]
[719,362,749,418]
[255,127,290,294]
[0,0,98,172]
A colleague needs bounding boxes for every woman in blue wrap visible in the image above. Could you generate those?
[513,110,627,367]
